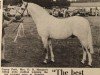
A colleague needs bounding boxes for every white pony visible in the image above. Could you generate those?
[20,1,94,66]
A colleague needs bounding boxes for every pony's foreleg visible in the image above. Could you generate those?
[87,50,92,66]
[42,37,49,63]
[48,39,54,62]
[83,46,92,66]
[81,48,87,64]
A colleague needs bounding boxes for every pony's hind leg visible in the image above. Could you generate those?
[77,35,87,65]
[81,47,87,64]
[41,37,49,63]
[80,39,92,66]
[87,50,92,66]
[48,39,55,62]
[83,45,93,66]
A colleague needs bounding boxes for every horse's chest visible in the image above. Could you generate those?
[36,24,49,36]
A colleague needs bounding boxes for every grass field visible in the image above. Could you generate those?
[2,16,100,68]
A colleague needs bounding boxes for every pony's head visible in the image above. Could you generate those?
[19,0,28,16]
[21,0,28,9]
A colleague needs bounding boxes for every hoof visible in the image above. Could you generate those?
[87,64,92,68]
[88,62,93,67]
[43,60,48,64]
[49,60,55,64]
[1,59,10,63]
[81,60,85,64]
[85,65,92,68]
[13,41,17,43]
[80,61,86,67]
[51,59,55,63]
[51,57,55,62]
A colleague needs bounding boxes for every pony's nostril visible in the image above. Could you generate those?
[21,8,24,10]
[15,15,22,20]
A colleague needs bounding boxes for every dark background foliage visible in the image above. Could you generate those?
[3,0,70,8]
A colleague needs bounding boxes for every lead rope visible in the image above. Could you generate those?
[13,2,28,42]
[13,20,25,42]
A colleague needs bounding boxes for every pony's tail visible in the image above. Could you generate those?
[88,26,94,54]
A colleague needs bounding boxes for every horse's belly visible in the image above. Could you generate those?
[49,28,72,39]
[50,34,71,39]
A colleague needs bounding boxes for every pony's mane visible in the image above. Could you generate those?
[28,3,50,15]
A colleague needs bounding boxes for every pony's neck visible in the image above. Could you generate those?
[27,3,51,24]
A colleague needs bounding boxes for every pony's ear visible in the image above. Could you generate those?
[22,0,26,3]
[22,0,25,3]
[22,0,27,4]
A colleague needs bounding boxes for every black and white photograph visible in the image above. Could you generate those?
[1,0,100,68]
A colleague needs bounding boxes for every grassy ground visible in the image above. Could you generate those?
[2,16,100,68]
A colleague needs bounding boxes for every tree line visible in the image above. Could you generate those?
[3,0,70,8]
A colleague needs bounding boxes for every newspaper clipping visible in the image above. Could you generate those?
[1,0,100,75]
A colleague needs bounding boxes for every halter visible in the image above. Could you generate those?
[20,2,28,17]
